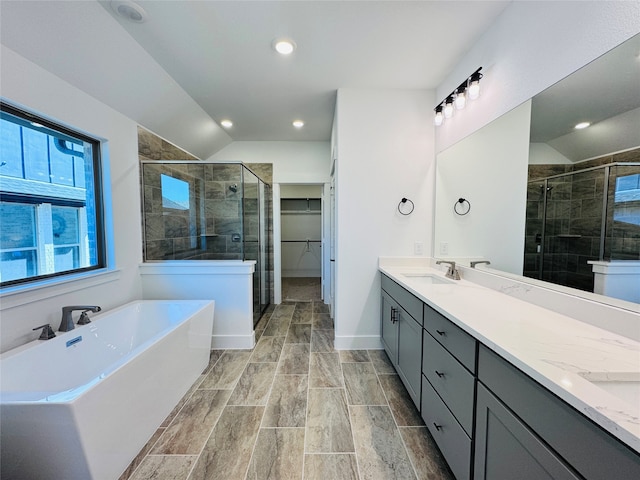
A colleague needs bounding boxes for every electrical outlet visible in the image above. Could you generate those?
[440,242,449,255]
[414,241,424,255]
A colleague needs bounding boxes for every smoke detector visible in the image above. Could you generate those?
[110,1,148,23]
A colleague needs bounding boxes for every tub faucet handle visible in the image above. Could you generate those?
[33,324,56,340]
[77,311,93,325]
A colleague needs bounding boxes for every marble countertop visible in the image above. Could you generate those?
[379,260,640,454]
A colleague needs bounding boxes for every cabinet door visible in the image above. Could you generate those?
[397,308,422,407]
[474,383,581,480]
[381,291,399,365]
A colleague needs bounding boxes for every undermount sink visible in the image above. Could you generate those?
[577,372,640,408]
[401,273,454,285]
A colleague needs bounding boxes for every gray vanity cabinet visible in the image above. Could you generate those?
[421,303,477,480]
[380,274,423,407]
[476,345,640,480]
[475,383,581,480]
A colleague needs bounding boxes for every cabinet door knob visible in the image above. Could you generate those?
[436,329,446,336]
[435,370,445,378]
[433,422,443,431]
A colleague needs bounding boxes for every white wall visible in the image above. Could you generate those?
[334,88,435,349]
[435,1,640,154]
[209,141,331,183]
[434,101,531,274]
[0,46,143,353]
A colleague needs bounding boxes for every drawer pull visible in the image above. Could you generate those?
[435,370,445,378]
[391,307,399,324]
[433,422,443,431]
[436,329,446,336]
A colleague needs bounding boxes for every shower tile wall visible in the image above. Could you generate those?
[525,147,640,292]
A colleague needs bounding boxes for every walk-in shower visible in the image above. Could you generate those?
[140,161,271,323]
[524,160,640,292]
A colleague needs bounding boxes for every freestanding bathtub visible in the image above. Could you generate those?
[0,299,214,480]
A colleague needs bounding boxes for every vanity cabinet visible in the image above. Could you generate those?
[380,274,423,406]
[476,345,640,480]
[380,272,640,480]
[421,303,477,480]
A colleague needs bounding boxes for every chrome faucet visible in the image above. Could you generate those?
[436,260,461,280]
[59,305,101,332]
[470,260,491,269]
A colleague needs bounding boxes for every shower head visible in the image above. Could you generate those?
[229,184,238,193]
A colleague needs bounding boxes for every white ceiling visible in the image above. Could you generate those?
[0,0,510,152]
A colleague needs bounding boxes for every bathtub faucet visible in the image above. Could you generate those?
[59,305,102,332]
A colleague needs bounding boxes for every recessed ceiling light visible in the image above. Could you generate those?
[110,1,148,23]
[292,120,304,128]
[273,38,296,55]
[220,119,233,128]
[575,122,590,130]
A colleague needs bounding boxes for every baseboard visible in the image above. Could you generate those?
[334,335,384,350]
[211,333,255,350]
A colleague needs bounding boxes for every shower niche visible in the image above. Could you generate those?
[141,161,272,322]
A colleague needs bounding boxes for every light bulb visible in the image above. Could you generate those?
[434,112,444,126]
[454,90,467,110]
[220,119,233,128]
[292,120,304,128]
[443,98,454,119]
[468,80,480,100]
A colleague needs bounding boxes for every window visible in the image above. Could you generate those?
[0,103,105,287]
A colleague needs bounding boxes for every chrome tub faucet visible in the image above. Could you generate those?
[436,260,461,280]
[59,306,102,332]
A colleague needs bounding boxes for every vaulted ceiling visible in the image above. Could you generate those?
[1,0,510,157]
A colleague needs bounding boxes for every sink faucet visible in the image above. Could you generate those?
[436,260,461,280]
[59,305,101,332]
[470,260,491,269]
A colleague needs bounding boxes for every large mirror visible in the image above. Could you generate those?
[434,33,640,305]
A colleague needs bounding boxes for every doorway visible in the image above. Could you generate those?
[280,185,323,301]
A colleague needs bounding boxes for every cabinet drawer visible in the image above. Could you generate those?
[423,331,475,436]
[381,274,423,325]
[478,345,640,480]
[423,303,476,372]
[421,377,471,480]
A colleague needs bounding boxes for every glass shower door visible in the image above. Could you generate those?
[541,168,606,292]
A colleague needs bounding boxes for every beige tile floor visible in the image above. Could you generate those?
[120,301,454,480]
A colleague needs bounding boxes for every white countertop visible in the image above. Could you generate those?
[379,260,640,454]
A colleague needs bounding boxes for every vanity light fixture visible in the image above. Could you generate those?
[434,67,483,126]
[220,119,233,128]
[292,120,305,128]
[273,38,296,55]
[575,122,590,130]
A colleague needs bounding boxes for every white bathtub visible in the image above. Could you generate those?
[0,299,214,480]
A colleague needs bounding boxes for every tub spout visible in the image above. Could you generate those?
[59,306,102,332]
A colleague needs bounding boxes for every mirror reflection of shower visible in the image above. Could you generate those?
[524,152,640,293]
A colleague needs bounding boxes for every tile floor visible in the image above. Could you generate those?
[120,301,454,480]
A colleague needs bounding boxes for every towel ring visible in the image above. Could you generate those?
[454,198,471,216]
[398,197,414,216]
